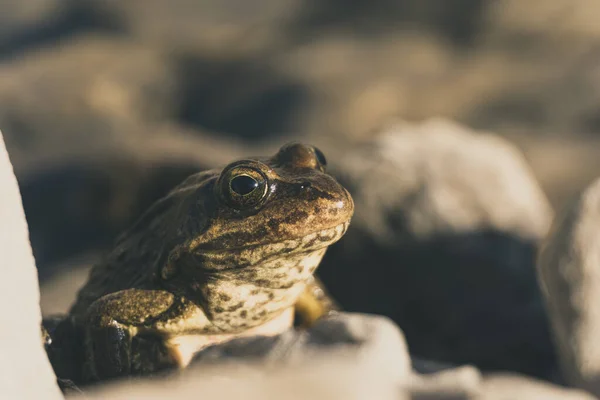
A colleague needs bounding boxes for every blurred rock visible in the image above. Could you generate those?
[0,33,252,268]
[319,119,558,379]
[0,0,65,57]
[0,36,177,168]
[291,0,488,46]
[487,0,600,40]
[80,363,594,399]
[411,356,458,375]
[75,313,590,399]
[80,0,300,52]
[194,313,411,382]
[0,129,62,398]
[82,356,402,400]
[407,365,482,399]
[538,176,600,396]
[481,374,595,400]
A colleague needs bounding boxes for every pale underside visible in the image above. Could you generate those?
[165,307,295,368]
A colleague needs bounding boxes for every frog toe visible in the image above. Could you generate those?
[85,322,132,381]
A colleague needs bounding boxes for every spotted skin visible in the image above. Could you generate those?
[46,143,353,384]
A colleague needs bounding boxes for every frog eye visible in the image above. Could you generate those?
[218,165,269,209]
[230,175,259,196]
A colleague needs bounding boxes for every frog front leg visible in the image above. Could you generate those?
[83,289,177,382]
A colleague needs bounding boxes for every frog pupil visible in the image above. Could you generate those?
[231,175,259,196]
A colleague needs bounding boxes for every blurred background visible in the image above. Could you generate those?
[3,0,600,383]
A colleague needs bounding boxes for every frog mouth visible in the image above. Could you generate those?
[195,221,350,268]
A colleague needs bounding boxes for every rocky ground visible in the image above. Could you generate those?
[3,0,600,398]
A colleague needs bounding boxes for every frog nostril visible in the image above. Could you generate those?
[292,181,312,196]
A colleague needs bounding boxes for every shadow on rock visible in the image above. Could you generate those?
[20,160,202,278]
[319,227,558,380]
[316,118,559,381]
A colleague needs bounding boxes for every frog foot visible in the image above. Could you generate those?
[82,289,176,382]
[84,319,133,381]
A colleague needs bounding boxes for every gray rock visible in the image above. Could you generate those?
[318,119,558,379]
[407,366,482,399]
[80,0,299,50]
[82,356,403,400]
[0,36,177,169]
[0,129,62,398]
[194,312,412,383]
[480,374,595,400]
[76,313,590,399]
[80,363,594,400]
[334,118,553,241]
[538,175,600,396]
[0,0,65,56]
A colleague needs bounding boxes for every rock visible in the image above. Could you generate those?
[318,118,558,379]
[481,374,596,400]
[0,35,177,170]
[411,356,459,375]
[80,0,299,51]
[194,312,412,382]
[73,313,589,399]
[0,129,62,398]
[81,356,402,400]
[537,176,600,396]
[407,365,482,399]
[22,156,202,272]
[0,0,65,57]
[75,362,596,400]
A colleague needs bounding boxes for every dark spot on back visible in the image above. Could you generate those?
[240,310,248,318]
[268,219,280,230]
[242,270,258,280]
[279,281,295,289]
[218,293,232,302]
[255,279,270,287]
[226,302,244,312]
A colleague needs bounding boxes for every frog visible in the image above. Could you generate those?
[43,142,353,385]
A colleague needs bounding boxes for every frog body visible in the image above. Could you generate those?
[44,143,353,383]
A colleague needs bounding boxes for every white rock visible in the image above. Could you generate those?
[338,118,553,242]
[195,313,412,383]
[538,175,600,396]
[481,373,596,400]
[0,129,62,398]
